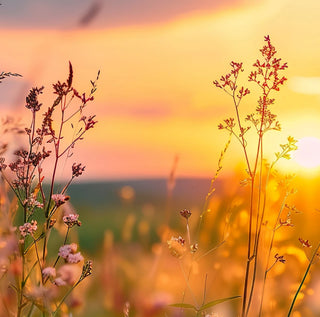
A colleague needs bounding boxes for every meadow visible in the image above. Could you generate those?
[71,174,320,317]
[1,35,320,317]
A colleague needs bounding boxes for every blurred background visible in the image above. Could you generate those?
[1,0,320,316]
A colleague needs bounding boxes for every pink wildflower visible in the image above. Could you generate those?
[180,209,192,219]
[63,213,81,228]
[19,220,37,237]
[42,267,56,279]
[67,252,84,264]
[58,243,83,263]
[51,194,70,207]
[23,196,43,209]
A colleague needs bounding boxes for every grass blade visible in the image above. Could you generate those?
[198,295,241,311]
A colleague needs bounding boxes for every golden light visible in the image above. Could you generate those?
[293,137,320,169]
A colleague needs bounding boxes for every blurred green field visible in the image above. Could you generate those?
[67,178,212,254]
[62,178,220,317]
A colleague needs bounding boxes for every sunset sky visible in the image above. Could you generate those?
[1,0,320,180]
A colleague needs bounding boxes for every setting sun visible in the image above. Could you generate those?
[293,137,320,168]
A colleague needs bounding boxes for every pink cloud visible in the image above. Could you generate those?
[0,0,247,29]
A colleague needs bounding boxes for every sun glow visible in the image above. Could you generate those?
[293,137,320,169]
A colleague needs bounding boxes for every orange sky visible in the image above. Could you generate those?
[1,0,320,180]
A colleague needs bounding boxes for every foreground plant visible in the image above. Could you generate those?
[168,36,300,316]
[213,36,297,316]
[0,63,99,316]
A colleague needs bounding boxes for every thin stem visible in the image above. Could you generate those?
[33,238,43,284]
[0,171,24,206]
[17,247,25,317]
[186,221,191,246]
[246,137,264,315]
[43,97,66,265]
[53,228,70,268]
[232,89,252,177]
[179,260,199,308]
[202,274,208,307]
[196,132,232,242]
[53,280,80,317]
[241,178,255,317]
[26,302,35,317]
[258,183,288,316]
[195,240,226,262]
[287,240,320,316]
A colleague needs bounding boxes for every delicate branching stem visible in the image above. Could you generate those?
[33,238,43,283]
[197,132,232,240]
[232,92,252,177]
[0,64,97,316]
[195,240,226,262]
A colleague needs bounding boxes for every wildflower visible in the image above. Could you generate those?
[285,203,301,214]
[58,243,77,258]
[19,220,37,237]
[25,87,44,112]
[58,243,83,263]
[79,260,93,281]
[67,252,84,264]
[23,196,44,209]
[167,236,186,258]
[82,115,97,130]
[42,267,56,279]
[279,218,294,227]
[53,80,71,97]
[180,209,191,219]
[274,253,286,264]
[51,194,70,207]
[72,163,85,177]
[74,90,94,104]
[299,238,312,248]
[63,213,81,228]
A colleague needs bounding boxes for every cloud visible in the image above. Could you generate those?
[0,0,242,29]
